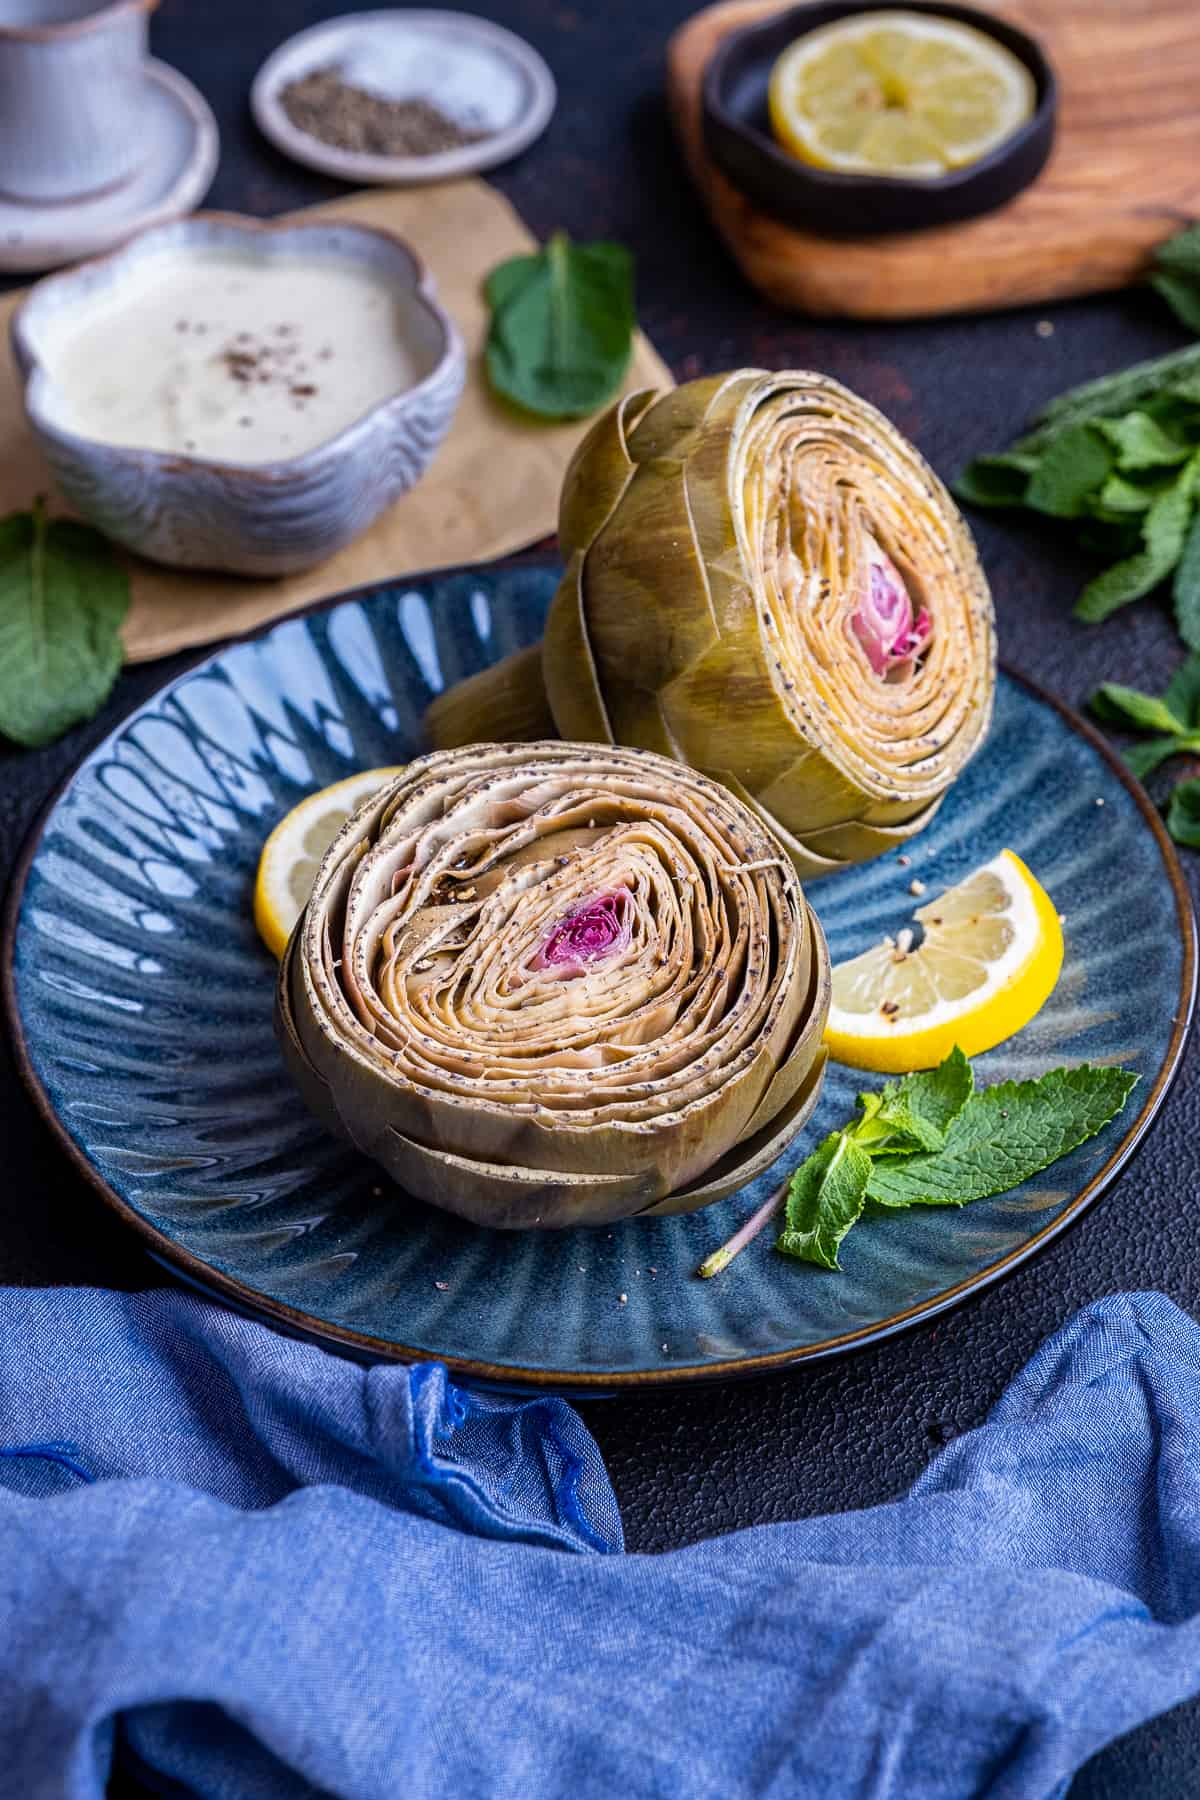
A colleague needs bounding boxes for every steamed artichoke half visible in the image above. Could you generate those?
[426,369,995,879]
[276,742,830,1229]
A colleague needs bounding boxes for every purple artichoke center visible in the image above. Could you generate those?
[532,890,633,974]
[852,557,932,677]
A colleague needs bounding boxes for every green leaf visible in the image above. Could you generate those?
[484,251,540,315]
[776,1131,873,1270]
[1149,227,1200,335]
[1163,652,1200,730]
[484,232,635,421]
[1166,374,1200,407]
[1152,222,1200,279]
[1167,777,1200,847]
[1174,511,1200,651]
[1025,424,1113,519]
[0,501,129,749]
[953,452,1038,509]
[1034,344,1200,434]
[1089,680,1185,735]
[864,1066,1138,1210]
[1095,411,1191,471]
[1124,736,1199,782]
[852,1046,974,1155]
[1074,468,1197,623]
[1090,474,1158,518]
[1150,273,1200,338]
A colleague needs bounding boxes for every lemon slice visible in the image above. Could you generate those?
[768,11,1036,178]
[824,849,1063,1072]
[254,767,404,959]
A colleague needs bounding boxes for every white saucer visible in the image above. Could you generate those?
[252,9,556,186]
[0,59,218,276]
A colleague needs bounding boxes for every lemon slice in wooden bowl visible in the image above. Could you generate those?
[825,849,1063,1072]
[254,767,404,959]
[768,10,1036,178]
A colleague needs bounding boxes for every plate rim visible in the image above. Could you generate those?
[4,558,1196,1389]
[250,9,558,187]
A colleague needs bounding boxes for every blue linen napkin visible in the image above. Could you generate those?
[5,1287,1200,1799]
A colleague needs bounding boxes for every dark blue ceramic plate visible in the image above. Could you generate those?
[7,560,1195,1389]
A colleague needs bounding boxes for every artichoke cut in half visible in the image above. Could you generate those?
[426,369,996,880]
[276,742,830,1229]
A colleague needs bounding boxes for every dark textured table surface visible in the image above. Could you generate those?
[5,1,1199,1792]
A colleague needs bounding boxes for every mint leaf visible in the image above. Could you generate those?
[1149,226,1200,334]
[865,1066,1138,1210]
[1025,424,1113,518]
[485,232,634,421]
[776,1131,872,1270]
[1088,654,1200,787]
[1089,680,1186,735]
[1164,652,1200,730]
[0,501,129,749]
[1035,344,1200,433]
[1124,736,1200,782]
[1174,511,1200,652]
[485,251,540,315]
[1074,469,1197,623]
[1095,411,1191,472]
[1151,273,1200,338]
[1091,474,1159,518]
[1152,221,1200,280]
[853,1046,974,1155]
[953,452,1037,510]
[1167,778,1200,847]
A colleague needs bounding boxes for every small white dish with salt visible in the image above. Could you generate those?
[251,9,556,186]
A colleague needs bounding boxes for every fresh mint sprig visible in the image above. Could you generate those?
[955,223,1200,649]
[698,1050,1137,1277]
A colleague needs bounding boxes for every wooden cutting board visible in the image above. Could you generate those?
[667,0,1200,319]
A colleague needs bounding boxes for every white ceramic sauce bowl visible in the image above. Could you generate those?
[11,213,466,575]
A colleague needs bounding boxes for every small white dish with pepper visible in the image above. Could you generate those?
[10,212,466,576]
[251,9,557,186]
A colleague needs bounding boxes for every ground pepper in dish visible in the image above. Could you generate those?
[278,66,491,157]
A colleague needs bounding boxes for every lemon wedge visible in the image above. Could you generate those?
[254,767,404,959]
[824,849,1063,1072]
[768,10,1036,178]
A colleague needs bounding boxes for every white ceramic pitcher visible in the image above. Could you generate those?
[0,0,157,201]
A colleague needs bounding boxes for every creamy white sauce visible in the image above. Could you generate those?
[39,248,435,465]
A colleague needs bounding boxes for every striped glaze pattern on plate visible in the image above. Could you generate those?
[7,560,1195,1388]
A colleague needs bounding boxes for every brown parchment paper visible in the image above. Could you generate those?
[0,181,673,663]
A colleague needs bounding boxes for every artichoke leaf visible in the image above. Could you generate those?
[558,386,657,552]
[541,551,616,746]
[422,645,555,750]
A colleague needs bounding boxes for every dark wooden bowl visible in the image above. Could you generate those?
[702,1,1057,237]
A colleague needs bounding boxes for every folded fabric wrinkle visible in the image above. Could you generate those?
[4,1287,1200,1798]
